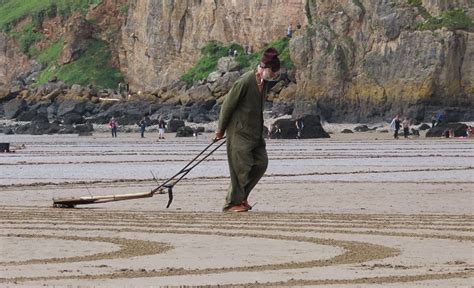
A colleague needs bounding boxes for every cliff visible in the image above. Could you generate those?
[0,0,473,123]
[121,0,305,90]
[290,0,473,121]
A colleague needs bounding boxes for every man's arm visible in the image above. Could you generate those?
[217,79,245,135]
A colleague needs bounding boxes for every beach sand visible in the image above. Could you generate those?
[0,129,473,287]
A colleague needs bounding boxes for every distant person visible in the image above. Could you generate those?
[402,117,410,138]
[296,117,304,139]
[287,24,293,38]
[109,117,118,138]
[138,117,147,138]
[435,112,445,126]
[431,114,437,128]
[158,116,166,139]
[228,48,233,57]
[390,114,401,139]
[467,126,474,137]
[233,49,238,57]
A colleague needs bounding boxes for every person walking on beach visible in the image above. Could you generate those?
[402,117,410,138]
[215,48,281,212]
[138,117,147,138]
[109,117,118,138]
[296,117,304,139]
[390,114,401,139]
[158,116,166,139]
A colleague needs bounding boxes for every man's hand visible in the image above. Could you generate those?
[215,129,225,141]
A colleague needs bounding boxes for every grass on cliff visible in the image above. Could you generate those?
[408,1,473,31]
[36,39,123,89]
[0,0,102,30]
[181,38,294,87]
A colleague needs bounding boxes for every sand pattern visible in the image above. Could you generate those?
[0,133,472,287]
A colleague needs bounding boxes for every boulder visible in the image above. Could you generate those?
[425,123,468,137]
[341,129,353,133]
[176,126,195,137]
[207,71,223,83]
[4,98,27,119]
[16,110,38,121]
[211,71,240,97]
[354,125,369,132]
[63,113,85,125]
[217,57,240,73]
[168,119,185,132]
[187,84,212,103]
[273,115,329,139]
[57,100,86,117]
[3,128,14,135]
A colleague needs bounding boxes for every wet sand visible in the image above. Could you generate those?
[0,131,473,287]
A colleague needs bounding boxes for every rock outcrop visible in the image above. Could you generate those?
[290,0,473,122]
[121,0,305,90]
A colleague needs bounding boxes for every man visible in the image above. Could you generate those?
[215,48,281,212]
[402,117,410,138]
[158,116,166,139]
[138,117,147,138]
[390,114,401,139]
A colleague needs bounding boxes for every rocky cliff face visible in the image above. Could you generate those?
[290,0,473,121]
[0,33,31,91]
[121,0,305,90]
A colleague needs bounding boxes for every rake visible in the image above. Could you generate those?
[53,138,226,208]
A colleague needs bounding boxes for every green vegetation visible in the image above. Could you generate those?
[0,0,102,30]
[16,22,42,55]
[36,39,123,89]
[417,8,474,31]
[181,38,294,87]
[36,38,64,65]
[408,1,473,31]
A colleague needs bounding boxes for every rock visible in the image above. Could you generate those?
[4,98,27,119]
[200,99,216,111]
[16,110,38,121]
[419,123,431,130]
[207,71,223,83]
[217,57,240,73]
[70,84,83,95]
[63,113,85,125]
[211,71,240,97]
[273,114,329,139]
[354,125,369,132]
[168,119,185,132]
[426,123,468,137]
[176,126,194,137]
[291,0,472,122]
[59,15,94,64]
[3,128,14,135]
[341,129,353,133]
[187,85,212,103]
[57,100,86,117]
[0,86,14,102]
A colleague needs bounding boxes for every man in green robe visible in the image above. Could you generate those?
[215,48,281,212]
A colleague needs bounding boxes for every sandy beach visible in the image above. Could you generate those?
[0,129,473,287]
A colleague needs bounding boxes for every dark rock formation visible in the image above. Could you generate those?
[426,123,468,137]
[176,126,195,137]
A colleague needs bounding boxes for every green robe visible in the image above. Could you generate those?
[218,70,269,210]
